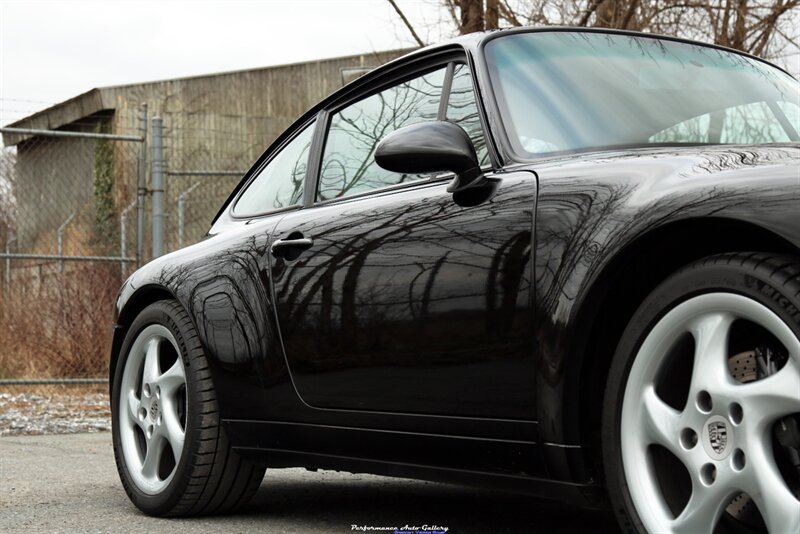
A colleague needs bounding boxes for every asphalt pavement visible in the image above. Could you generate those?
[0,432,619,533]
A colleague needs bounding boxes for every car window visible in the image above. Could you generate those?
[318,67,447,201]
[446,64,489,165]
[777,100,800,126]
[721,102,792,143]
[485,32,799,157]
[650,101,794,144]
[234,121,315,216]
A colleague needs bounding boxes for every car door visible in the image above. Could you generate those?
[269,60,539,419]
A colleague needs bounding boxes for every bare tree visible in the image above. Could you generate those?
[387,0,800,64]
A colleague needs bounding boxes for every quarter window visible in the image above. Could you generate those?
[234,121,315,216]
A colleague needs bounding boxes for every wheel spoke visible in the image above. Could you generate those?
[126,390,145,431]
[161,399,185,465]
[158,358,185,396]
[142,338,161,387]
[689,312,735,393]
[671,479,735,534]
[752,484,800,533]
[141,433,164,480]
[739,362,800,422]
[743,442,800,533]
[641,386,682,455]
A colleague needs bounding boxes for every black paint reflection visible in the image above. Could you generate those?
[530,145,800,448]
[271,172,537,418]
[121,220,291,420]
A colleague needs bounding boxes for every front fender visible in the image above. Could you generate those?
[528,145,800,476]
[110,217,287,421]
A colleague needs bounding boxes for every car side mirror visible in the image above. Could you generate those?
[374,121,491,194]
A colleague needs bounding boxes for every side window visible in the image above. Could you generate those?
[446,64,489,165]
[720,101,791,143]
[650,114,710,143]
[234,122,315,216]
[777,101,800,129]
[318,68,446,201]
[650,101,795,144]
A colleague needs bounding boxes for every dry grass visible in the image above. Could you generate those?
[0,263,121,379]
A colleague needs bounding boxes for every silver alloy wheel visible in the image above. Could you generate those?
[621,293,800,533]
[118,324,187,495]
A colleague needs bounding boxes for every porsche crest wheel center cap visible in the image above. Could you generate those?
[149,401,160,422]
[701,415,733,460]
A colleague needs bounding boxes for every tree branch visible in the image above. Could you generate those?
[578,0,604,27]
[499,0,524,26]
[386,0,426,47]
[620,0,640,29]
[486,0,500,29]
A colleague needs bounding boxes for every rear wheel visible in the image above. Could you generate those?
[111,300,265,516]
[603,254,800,533]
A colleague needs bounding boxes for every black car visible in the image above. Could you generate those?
[109,28,800,533]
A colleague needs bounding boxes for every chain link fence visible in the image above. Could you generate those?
[0,108,263,380]
[160,116,256,252]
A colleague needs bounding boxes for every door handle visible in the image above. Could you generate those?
[271,234,314,260]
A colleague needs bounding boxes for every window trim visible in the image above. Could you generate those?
[303,109,329,208]
[311,51,489,206]
[312,171,453,208]
[310,163,496,209]
[437,62,456,120]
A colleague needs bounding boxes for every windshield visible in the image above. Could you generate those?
[484,31,800,158]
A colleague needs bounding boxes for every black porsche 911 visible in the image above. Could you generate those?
[109,27,800,533]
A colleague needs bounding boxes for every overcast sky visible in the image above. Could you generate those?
[1,0,798,128]
[0,0,448,126]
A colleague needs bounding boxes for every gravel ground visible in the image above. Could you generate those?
[0,433,619,533]
[0,387,619,533]
[0,389,110,436]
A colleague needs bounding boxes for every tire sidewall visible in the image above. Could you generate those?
[111,301,199,515]
[602,256,800,533]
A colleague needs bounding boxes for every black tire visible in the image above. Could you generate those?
[602,253,800,533]
[111,300,265,517]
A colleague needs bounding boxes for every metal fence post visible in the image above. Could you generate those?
[120,201,136,278]
[151,117,164,258]
[177,182,200,249]
[136,103,148,267]
[177,193,186,250]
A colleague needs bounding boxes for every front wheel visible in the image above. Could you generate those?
[111,300,265,516]
[603,254,800,533]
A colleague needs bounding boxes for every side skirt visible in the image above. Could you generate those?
[224,419,606,509]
